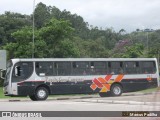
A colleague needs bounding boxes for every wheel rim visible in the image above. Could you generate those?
[37,89,46,99]
[113,86,121,95]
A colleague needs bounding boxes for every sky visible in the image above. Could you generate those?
[0,0,160,32]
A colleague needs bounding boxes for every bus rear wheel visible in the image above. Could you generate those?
[35,87,49,101]
[111,84,122,96]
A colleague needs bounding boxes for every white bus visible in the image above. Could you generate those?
[3,58,159,101]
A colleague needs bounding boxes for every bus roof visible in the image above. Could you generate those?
[11,58,157,62]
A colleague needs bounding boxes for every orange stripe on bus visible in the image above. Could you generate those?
[93,78,103,88]
[98,77,107,84]
[114,74,124,82]
[105,75,112,81]
[90,83,97,90]
[147,77,152,81]
[103,83,111,90]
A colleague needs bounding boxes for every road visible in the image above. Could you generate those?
[0,99,159,111]
[0,93,159,120]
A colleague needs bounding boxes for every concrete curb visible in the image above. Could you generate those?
[79,99,160,106]
[121,92,153,96]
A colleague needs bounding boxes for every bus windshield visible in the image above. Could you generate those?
[12,62,34,82]
[4,61,13,87]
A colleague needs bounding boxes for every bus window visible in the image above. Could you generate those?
[72,62,89,75]
[55,62,71,76]
[12,62,33,82]
[90,62,95,74]
[35,62,53,76]
[108,62,123,74]
[124,61,139,74]
[140,61,156,74]
[92,62,107,75]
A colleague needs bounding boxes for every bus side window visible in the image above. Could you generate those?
[119,62,123,74]
[124,61,139,74]
[90,62,95,75]
[93,62,106,75]
[35,62,53,76]
[108,62,114,74]
[72,62,89,75]
[55,62,71,76]
[141,61,156,74]
[109,62,123,74]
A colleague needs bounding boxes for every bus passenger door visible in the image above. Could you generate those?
[11,62,33,95]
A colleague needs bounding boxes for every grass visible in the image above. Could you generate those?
[0,87,10,99]
[0,87,27,99]
[137,87,160,93]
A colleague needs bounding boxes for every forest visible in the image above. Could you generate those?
[0,2,160,60]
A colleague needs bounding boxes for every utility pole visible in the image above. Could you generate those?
[146,32,149,56]
[32,0,35,58]
[158,50,159,68]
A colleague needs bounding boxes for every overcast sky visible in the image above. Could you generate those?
[0,0,160,32]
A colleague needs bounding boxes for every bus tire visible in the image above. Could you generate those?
[29,95,37,101]
[35,87,49,101]
[111,84,122,96]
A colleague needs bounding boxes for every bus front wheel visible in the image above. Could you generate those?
[35,87,49,101]
[111,84,122,96]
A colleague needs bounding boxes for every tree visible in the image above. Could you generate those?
[147,31,160,58]
[1,2,160,59]
[39,18,75,57]
[0,12,31,45]
[3,26,47,59]
[123,44,144,58]
[119,29,126,34]
[53,39,80,57]
[50,6,61,19]
[34,2,50,28]
[136,28,140,32]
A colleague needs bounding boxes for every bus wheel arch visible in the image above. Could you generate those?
[36,84,51,95]
[110,83,123,96]
[30,84,50,101]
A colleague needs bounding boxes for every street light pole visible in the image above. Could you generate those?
[147,32,149,56]
[32,0,35,58]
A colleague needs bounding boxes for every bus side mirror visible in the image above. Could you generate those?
[15,66,21,76]
[0,69,6,79]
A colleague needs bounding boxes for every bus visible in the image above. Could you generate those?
[3,58,159,101]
